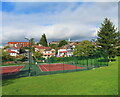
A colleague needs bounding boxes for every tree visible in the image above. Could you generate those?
[58,40,68,47]
[33,52,43,60]
[31,38,35,46]
[38,33,48,47]
[73,40,95,56]
[49,44,58,49]
[19,46,29,54]
[49,44,58,55]
[2,49,15,62]
[3,46,10,49]
[116,31,120,56]
[96,18,118,61]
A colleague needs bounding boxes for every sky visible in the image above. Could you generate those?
[1,1,118,45]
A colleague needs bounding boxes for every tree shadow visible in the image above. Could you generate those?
[2,69,29,80]
[2,69,30,86]
[2,79,14,86]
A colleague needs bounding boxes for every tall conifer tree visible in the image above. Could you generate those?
[39,34,48,47]
[97,18,118,61]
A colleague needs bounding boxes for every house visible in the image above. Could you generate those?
[7,42,29,49]
[57,44,75,57]
[33,45,51,53]
[3,42,30,57]
[66,45,74,57]
[3,47,19,56]
[43,49,56,59]
[7,47,19,53]
[8,51,18,56]
[57,49,67,57]
[49,41,59,45]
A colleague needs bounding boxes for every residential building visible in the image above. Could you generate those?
[33,45,51,53]
[7,47,19,53]
[66,45,74,57]
[7,42,29,49]
[57,49,67,57]
[43,49,56,59]
[49,41,59,45]
[8,51,18,56]
[57,44,75,57]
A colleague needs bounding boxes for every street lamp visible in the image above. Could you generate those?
[25,37,33,77]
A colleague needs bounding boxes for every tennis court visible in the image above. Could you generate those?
[2,51,109,79]
[0,66,24,75]
[38,63,86,72]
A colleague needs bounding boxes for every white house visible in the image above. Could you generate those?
[66,45,75,57]
[57,44,75,57]
[8,51,17,56]
[57,49,67,57]
[43,49,56,59]
[7,48,19,53]
[33,45,51,53]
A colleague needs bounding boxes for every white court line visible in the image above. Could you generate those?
[42,65,49,71]
[18,66,24,72]
[10,66,23,73]
[1,66,23,74]
[5,67,19,74]
[38,65,43,72]
[38,65,49,72]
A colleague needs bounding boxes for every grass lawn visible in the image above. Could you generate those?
[2,57,118,95]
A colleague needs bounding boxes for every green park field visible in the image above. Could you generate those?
[2,57,118,95]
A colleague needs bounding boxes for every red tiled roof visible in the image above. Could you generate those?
[51,49,55,51]
[8,42,29,44]
[43,53,55,55]
[34,46,51,50]
[7,42,29,49]
[59,51,67,53]
[8,51,17,53]
[10,46,21,49]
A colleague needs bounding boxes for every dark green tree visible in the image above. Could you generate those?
[39,34,48,47]
[3,46,10,49]
[2,49,15,62]
[19,46,29,54]
[31,38,35,46]
[116,31,120,56]
[58,40,68,47]
[73,40,95,56]
[49,44,58,49]
[96,18,118,61]
[33,52,43,59]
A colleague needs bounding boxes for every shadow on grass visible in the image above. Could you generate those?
[2,79,14,86]
[2,70,29,80]
[2,69,30,86]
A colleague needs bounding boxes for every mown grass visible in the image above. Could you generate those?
[2,57,118,95]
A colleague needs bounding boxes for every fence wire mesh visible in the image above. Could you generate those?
[2,50,109,79]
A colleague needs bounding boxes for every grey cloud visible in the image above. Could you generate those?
[2,2,118,44]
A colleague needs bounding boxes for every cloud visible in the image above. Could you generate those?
[2,2,118,44]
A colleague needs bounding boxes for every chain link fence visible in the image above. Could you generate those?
[2,50,109,79]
